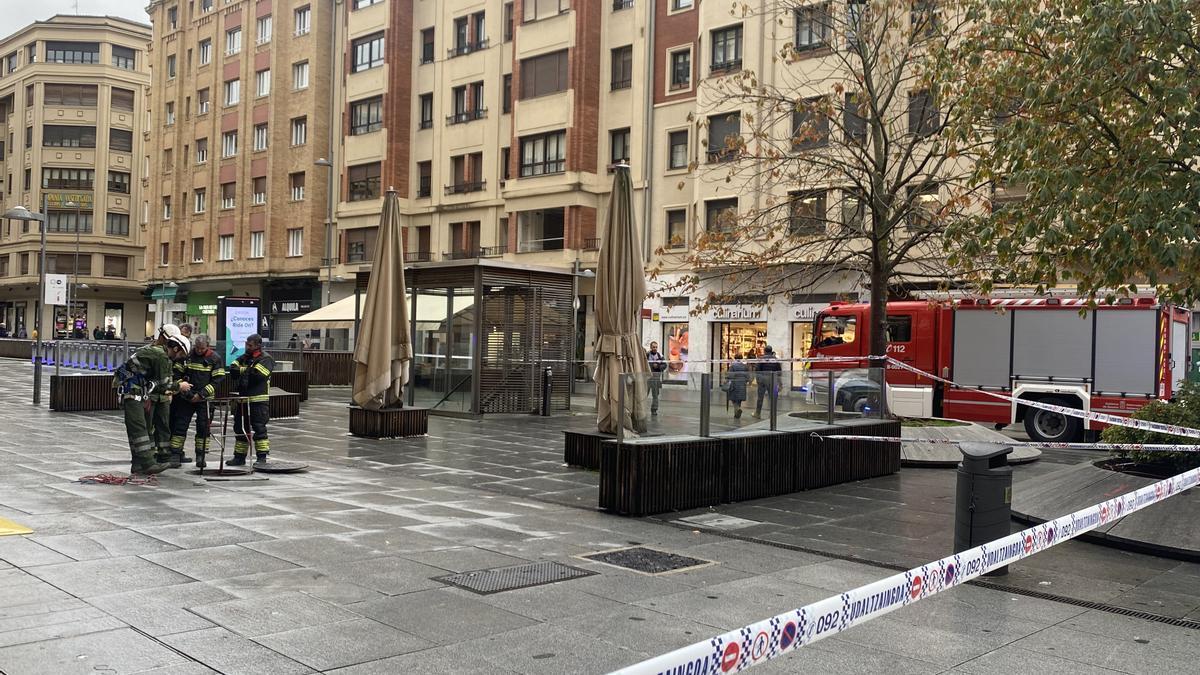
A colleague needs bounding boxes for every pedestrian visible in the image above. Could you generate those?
[0,323,8,338]
[753,345,782,418]
[92,325,102,340]
[287,333,299,349]
[113,324,190,475]
[168,334,226,469]
[16,324,26,339]
[646,340,666,415]
[120,327,127,340]
[30,328,37,341]
[724,353,749,419]
[179,323,193,339]
[104,324,116,340]
[228,333,274,467]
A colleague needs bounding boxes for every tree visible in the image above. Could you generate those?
[942,0,1200,303]
[656,0,989,361]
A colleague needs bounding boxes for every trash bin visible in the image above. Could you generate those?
[954,442,1013,576]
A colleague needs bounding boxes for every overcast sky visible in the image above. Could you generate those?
[0,1,150,38]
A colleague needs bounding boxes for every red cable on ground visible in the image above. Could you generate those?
[76,473,159,487]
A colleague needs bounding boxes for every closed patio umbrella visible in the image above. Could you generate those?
[353,188,412,409]
[594,164,649,434]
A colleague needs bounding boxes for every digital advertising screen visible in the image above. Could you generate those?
[216,297,260,365]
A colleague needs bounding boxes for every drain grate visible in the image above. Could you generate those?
[583,546,712,574]
[435,561,596,595]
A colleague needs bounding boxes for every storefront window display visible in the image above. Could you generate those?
[662,322,689,382]
[103,303,124,339]
[715,322,767,368]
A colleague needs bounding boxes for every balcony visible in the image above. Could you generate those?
[444,180,486,195]
[448,39,489,58]
[445,248,481,260]
[446,108,487,125]
[404,251,433,263]
[582,237,601,251]
[710,58,743,75]
[480,244,507,257]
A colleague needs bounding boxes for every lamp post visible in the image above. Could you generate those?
[5,205,48,405]
[315,157,335,350]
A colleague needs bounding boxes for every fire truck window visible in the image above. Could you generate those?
[818,317,855,347]
[885,315,912,342]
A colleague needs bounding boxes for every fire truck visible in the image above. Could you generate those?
[808,297,1192,443]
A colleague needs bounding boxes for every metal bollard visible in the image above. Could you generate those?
[540,366,553,417]
[955,443,1014,576]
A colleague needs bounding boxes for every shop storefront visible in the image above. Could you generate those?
[266,286,317,347]
[186,292,220,336]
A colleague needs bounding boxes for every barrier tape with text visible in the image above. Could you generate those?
[813,434,1200,454]
[611,466,1200,675]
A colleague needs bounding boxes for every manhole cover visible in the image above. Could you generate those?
[252,460,309,473]
[582,546,712,575]
[435,561,596,595]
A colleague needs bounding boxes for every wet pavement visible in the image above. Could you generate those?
[0,360,1198,673]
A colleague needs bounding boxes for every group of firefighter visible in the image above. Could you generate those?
[112,323,276,476]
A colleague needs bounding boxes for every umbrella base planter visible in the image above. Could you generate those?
[50,374,122,412]
[596,419,901,517]
[563,430,617,470]
[348,405,429,438]
[271,370,309,401]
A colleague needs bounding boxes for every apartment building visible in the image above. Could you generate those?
[0,15,152,340]
[144,0,334,338]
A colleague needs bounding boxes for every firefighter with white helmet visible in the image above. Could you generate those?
[113,324,190,475]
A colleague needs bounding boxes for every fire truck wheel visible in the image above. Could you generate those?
[1023,399,1082,444]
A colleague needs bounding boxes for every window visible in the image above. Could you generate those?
[162,196,173,220]
[909,90,940,138]
[192,237,204,263]
[885,315,913,343]
[25,126,31,149]
[199,39,212,65]
[221,130,238,156]
[611,46,632,90]
[519,130,566,176]
[162,148,172,169]
[354,0,383,7]
[194,188,207,213]
[195,138,208,163]
[789,190,827,235]
[711,25,742,72]
[255,69,271,97]
[110,128,133,152]
[351,96,383,135]
[795,3,831,51]
[519,50,568,99]
[111,87,133,111]
[3,52,15,73]
[289,172,305,201]
[707,112,740,162]
[165,101,176,126]
[201,0,212,11]
[250,231,264,258]
[525,0,569,22]
[294,5,311,35]
[448,82,486,123]
[44,83,98,107]
[847,0,868,47]
[907,185,940,230]
[226,28,242,55]
[417,161,431,197]
[197,88,210,114]
[669,48,691,89]
[256,15,272,44]
[610,128,630,165]
[912,0,939,38]
[671,0,693,9]
[218,235,234,261]
[705,198,738,232]
[502,74,512,114]
[220,183,236,210]
[516,208,565,252]
[504,3,514,41]
[107,171,130,194]
[105,213,130,237]
[345,228,378,263]
[159,242,169,266]
[348,162,382,201]
[418,93,433,129]
[351,32,385,72]
[668,130,688,169]
[42,125,96,148]
[22,168,29,192]
[46,41,99,64]
[103,256,128,279]
[287,228,303,257]
[448,152,484,193]
[252,176,267,204]
[113,45,136,70]
[224,78,240,106]
[42,168,94,190]
[843,191,866,231]
[420,28,434,64]
[166,54,177,79]
[290,117,307,146]
[292,61,308,89]
[253,123,268,151]
[501,147,511,180]
[26,42,37,64]
[167,5,178,28]
[666,209,687,248]
[844,92,867,143]
[792,97,829,149]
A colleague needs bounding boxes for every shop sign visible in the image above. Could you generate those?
[789,303,826,322]
[270,299,313,314]
[187,291,222,316]
[707,305,764,321]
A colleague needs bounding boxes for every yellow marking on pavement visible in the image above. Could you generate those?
[0,517,33,536]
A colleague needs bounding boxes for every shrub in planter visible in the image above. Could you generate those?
[1101,381,1200,473]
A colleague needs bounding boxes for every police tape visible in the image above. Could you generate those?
[882,357,1200,440]
[813,434,1200,453]
[611,466,1200,675]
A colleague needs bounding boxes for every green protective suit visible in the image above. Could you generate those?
[115,344,178,467]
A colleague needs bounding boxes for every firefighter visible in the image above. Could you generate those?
[168,334,226,469]
[166,334,190,466]
[228,333,274,467]
[114,325,190,475]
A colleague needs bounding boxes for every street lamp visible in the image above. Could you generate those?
[315,157,335,350]
[5,205,48,405]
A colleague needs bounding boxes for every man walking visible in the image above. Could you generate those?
[753,345,782,418]
[114,325,190,475]
[229,333,274,467]
[168,334,226,469]
[647,341,666,415]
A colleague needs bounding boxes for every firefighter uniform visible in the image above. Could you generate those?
[169,348,226,468]
[229,349,274,465]
[165,355,188,465]
[114,343,179,474]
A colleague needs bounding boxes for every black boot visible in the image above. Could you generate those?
[168,452,183,469]
[131,455,169,476]
[226,453,247,466]
[195,451,206,469]
[253,452,269,469]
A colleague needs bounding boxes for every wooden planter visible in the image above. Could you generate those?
[271,370,309,401]
[563,430,616,470]
[349,405,429,438]
[50,374,120,412]
[795,420,901,490]
[719,431,797,502]
[599,436,723,516]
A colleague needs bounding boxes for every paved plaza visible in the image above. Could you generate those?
[0,360,1198,674]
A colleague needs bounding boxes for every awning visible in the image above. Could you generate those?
[291,295,361,330]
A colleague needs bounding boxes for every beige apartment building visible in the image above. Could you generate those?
[144,0,334,339]
[0,15,152,340]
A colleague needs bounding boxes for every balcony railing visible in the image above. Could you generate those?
[448,39,489,57]
[710,58,743,74]
[444,180,486,195]
[517,237,565,253]
[582,237,601,251]
[416,183,431,198]
[446,108,487,125]
[613,0,634,9]
[480,244,507,257]
[404,251,433,263]
[445,248,480,260]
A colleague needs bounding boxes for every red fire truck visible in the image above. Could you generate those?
[808,297,1192,443]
